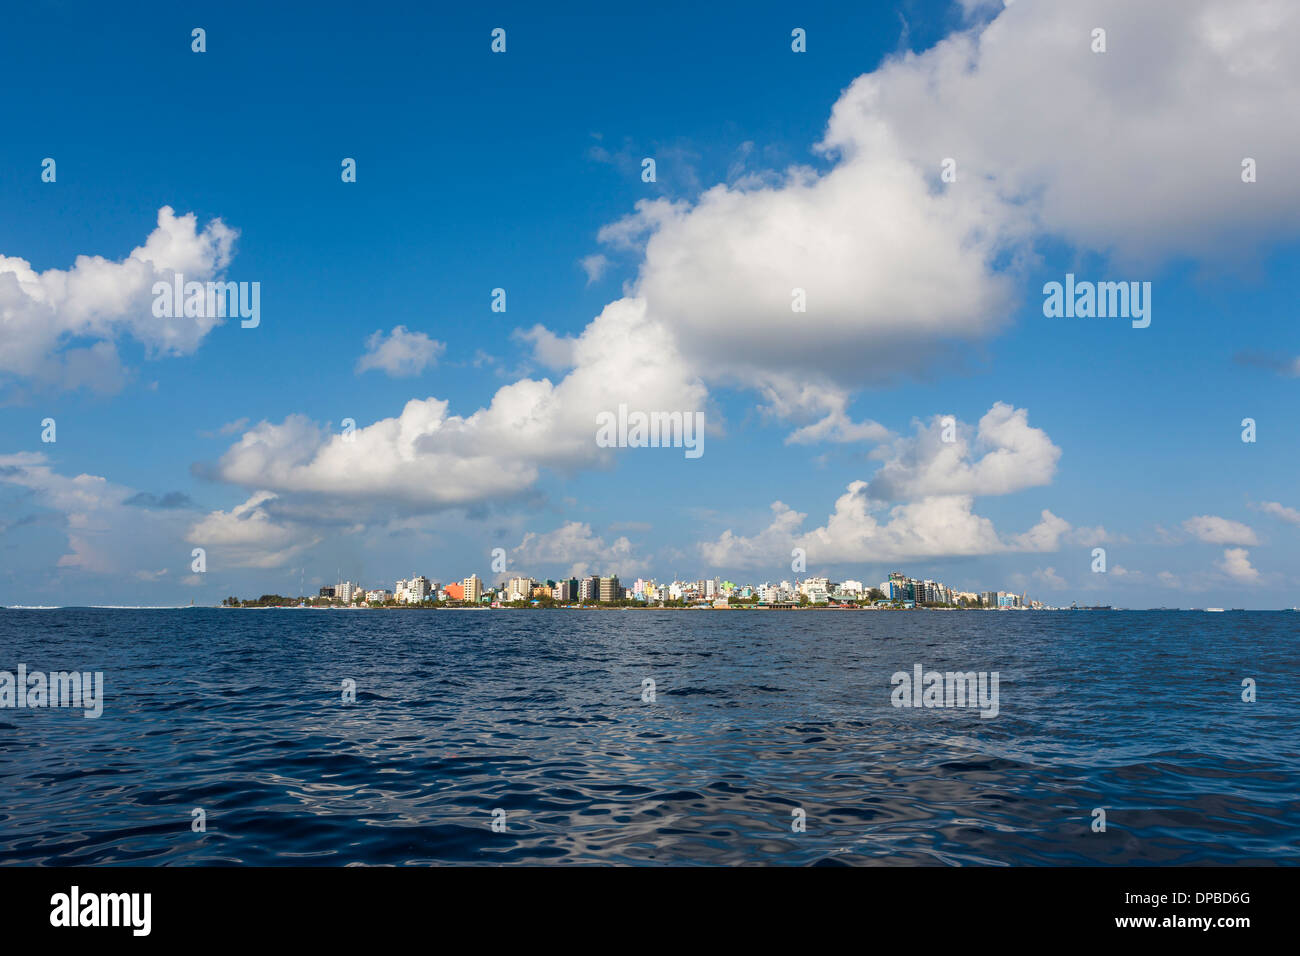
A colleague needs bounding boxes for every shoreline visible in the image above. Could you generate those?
[12,604,1296,612]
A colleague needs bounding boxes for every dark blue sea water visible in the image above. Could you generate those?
[0,608,1295,865]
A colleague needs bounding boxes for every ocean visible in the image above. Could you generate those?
[1,608,1295,865]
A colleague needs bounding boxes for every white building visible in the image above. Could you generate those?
[366,589,391,603]
[398,575,431,603]
[799,577,830,597]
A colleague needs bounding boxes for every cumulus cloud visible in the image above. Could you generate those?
[579,254,609,285]
[356,326,445,377]
[583,0,1300,416]
[208,298,707,511]
[865,403,1060,500]
[823,0,1300,264]
[766,381,890,445]
[1033,567,1069,590]
[506,521,644,579]
[186,491,320,569]
[1253,500,1300,525]
[0,206,236,395]
[603,164,1016,394]
[698,402,1070,568]
[514,324,578,371]
[0,452,190,575]
[1183,515,1258,545]
[1217,547,1260,583]
[701,489,1069,569]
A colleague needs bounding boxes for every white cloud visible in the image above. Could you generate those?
[700,489,1069,569]
[356,326,444,377]
[1033,567,1068,590]
[0,206,236,394]
[865,403,1060,500]
[824,0,1300,264]
[1217,547,1260,583]
[579,254,609,285]
[186,491,320,569]
[514,324,577,371]
[604,166,1016,393]
[1008,510,1073,553]
[210,298,707,510]
[1182,515,1258,545]
[1253,500,1300,525]
[698,402,1069,568]
[507,521,644,579]
[0,452,192,575]
[584,0,1300,417]
[767,381,890,445]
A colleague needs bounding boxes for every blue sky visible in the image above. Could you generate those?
[2,0,1298,606]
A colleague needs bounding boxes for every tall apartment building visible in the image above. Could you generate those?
[462,574,483,603]
[506,577,534,602]
[579,576,600,602]
[598,575,621,603]
[403,576,432,603]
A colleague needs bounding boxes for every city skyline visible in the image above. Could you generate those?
[233,566,1107,611]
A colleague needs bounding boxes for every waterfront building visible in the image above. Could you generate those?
[404,575,432,603]
[463,574,483,603]
[599,575,621,603]
[506,577,534,602]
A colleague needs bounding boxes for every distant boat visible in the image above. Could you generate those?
[1206,607,1225,612]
